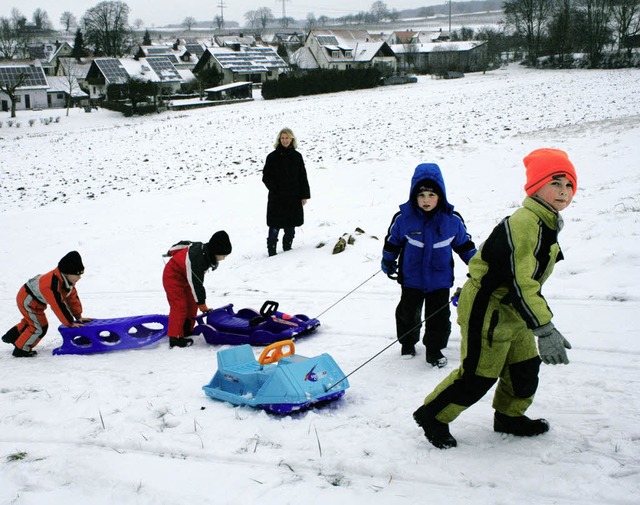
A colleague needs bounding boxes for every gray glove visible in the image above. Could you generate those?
[534,322,572,365]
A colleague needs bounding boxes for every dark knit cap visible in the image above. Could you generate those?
[58,251,84,275]
[208,231,232,256]
[413,178,443,200]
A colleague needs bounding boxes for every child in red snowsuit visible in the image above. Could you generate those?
[162,231,232,348]
[2,251,92,357]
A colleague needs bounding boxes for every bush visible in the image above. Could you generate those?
[262,67,382,100]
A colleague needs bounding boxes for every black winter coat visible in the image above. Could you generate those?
[262,145,311,228]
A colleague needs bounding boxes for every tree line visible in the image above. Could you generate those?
[503,0,639,68]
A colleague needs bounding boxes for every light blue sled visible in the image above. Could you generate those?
[202,342,349,414]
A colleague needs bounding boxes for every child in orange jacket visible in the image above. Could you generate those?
[2,251,92,357]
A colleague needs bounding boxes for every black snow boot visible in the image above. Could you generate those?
[2,326,20,344]
[169,337,194,348]
[401,343,416,357]
[13,346,37,358]
[283,236,293,251]
[413,405,457,449]
[267,239,277,257]
[493,411,550,437]
[426,350,448,368]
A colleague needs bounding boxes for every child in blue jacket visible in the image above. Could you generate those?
[382,163,476,366]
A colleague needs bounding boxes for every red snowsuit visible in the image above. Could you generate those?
[13,268,83,352]
[162,242,217,337]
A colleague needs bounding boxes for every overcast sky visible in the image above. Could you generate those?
[1,1,437,29]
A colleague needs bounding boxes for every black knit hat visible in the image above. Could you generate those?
[58,251,84,275]
[208,231,232,256]
[414,178,443,198]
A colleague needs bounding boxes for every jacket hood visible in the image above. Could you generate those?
[405,163,452,214]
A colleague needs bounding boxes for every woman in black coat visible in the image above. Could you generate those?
[262,127,311,256]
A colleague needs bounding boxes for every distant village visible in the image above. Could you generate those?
[0,28,489,115]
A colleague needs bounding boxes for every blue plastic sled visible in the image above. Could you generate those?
[53,314,169,355]
[193,300,320,346]
[202,340,349,414]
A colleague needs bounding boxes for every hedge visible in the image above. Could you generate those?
[262,67,382,100]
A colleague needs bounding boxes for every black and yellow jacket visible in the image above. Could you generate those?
[464,196,563,330]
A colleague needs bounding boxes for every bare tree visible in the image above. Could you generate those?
[0,70,29,118]
[33,8,52,30]
[58,58,85,116]
[183,16,197,30]
[256,7,275,29]
[403,41,419,71]
[577,0,613,66]
[0,17,19,59]
[82,1,132,57]
[280,16,294,28]
[214,15,224,29]
[133,18,144,29]
[244,10,259,28]
[610,0,640,52]
[371,1,390,21]
[60,11,78,32]
[504,0,555,65]
[305,13,317,31]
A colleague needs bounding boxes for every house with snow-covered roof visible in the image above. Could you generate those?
[390,40,488,74]
[193,46,288,85]
[85,57,195,101]
[0,61,49,112]
[295,30,396,73]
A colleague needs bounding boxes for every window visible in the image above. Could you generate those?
[57,93,63,99]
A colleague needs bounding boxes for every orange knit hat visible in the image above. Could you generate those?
[523,148,577,196]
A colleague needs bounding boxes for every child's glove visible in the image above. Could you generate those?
[451,287,462,307]
[381,259,397,276]
[534,323,572,365]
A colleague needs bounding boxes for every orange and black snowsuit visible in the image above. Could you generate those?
[11,268,83,352]
[162,241,218,337]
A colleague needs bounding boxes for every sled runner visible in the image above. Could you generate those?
[202,340,349,414]
[192,300,320,346]
[53,314,169,355]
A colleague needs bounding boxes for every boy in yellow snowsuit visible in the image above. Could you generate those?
[413,148,577,449]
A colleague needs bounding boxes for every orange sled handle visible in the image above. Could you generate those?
[258,339,296,365]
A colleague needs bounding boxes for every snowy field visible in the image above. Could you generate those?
[1,64,639,504]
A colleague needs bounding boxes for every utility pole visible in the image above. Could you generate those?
[278,0,291,25]
[448,0,451,33]
[218,0,226,29]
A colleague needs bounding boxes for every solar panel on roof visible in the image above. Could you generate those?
[146,47,171,54]
[95,58,129,83]
[316,36,339,45]
[185,44,205,57]
[146,57,181,81]
[0,66,48,87]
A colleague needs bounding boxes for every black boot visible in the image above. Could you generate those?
[494,411,549,436]
[401,343,416,357]
[267,239,277,257]
[426,350,448,368]
[169,337,193,348]
[413,405,457,449]
[2,326,20,344]
[13,346,37,357]
[283,236,293,251]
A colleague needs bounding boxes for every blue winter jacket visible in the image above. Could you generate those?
[382,163,476,293]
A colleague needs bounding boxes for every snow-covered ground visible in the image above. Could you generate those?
[1,65,639,504]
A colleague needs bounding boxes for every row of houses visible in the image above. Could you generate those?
[1,29,487,113]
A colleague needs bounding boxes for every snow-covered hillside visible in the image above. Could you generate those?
[0,64,639,505]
